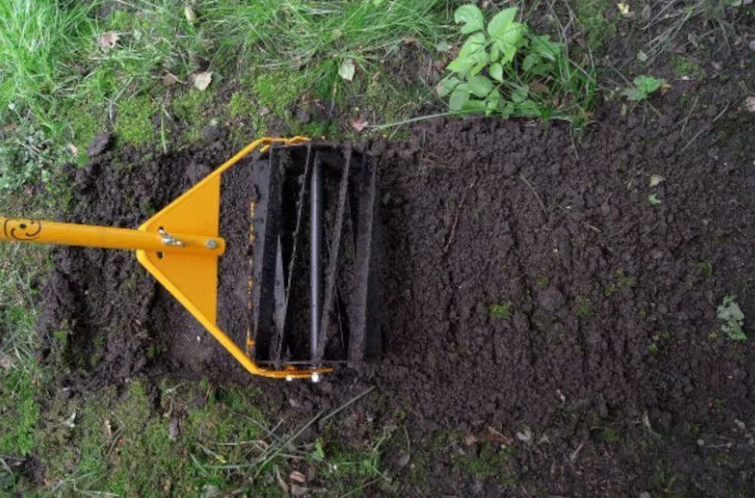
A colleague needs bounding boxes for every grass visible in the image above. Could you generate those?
[0,227,47,474]
[573,0,616,52]
[452,441,516,485]
[490,301,514,319]
[0,0,96,130]
[206,0,449,73]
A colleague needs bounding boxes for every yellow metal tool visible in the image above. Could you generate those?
[0,137,332,381]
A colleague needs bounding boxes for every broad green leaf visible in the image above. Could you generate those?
[468,75,494,97]
[511,86,529,103]
[493,22,526,65]
[501,101,515,118]
[522,53,541,72]
[470,60,488,77]
[634,75,666,94]
[515,99,542,117]
[620,87,643,101]
[338,59,356,81]
[531,62,555,76]
[490,43,500,62]
[489,62,503,82]
[454,4,485,34]
[436,76,461,97]
[487,8,518,39]
[530,34,562,61]
[462,99,488,112]
[449,87,471,111]
[446,33,488,75]
[485,90,501,116]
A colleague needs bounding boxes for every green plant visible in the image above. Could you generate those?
[437,4,595,123]
[536,276,550,289]
[0,123,67,195]
[648,194,662,206]
[621,76,667,102]
[0,0,95,128]
[574,296,592,317]
[490,301,513,319]
[717,296,746,341]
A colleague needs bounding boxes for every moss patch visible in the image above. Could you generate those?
[574,0,616,51]
[0,369,41,457]
[453,442,516,485]
[672,55,704,80]
[115,95,158,146]
[490,301,514,319]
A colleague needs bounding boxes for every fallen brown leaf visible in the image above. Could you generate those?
[162,73,179,87]
[289,470,306,484]
[649,174,665,187]
[291,484,308,497]
[463,434,478,447]
[351,114,369,132]
[486,426,513,446]
[99,31,120,50]
[192,71,212,91]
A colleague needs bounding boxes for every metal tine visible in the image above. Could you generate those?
[348,154,380,362]
[315,147,353,363]
[274,143,313,363]
[310,153,324,361]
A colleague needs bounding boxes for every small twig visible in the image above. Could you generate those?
[679,102,730,154]
[254,409,327,477]
[679,95,700,137]
[519,175,548,216]
[339,477,384,498]
[443,177,478,254]
[320,386,375,424]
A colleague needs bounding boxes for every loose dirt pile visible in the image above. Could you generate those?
[39,92,755,495]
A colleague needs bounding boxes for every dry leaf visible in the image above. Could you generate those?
[745,96,755,113]
[192,71,212,91]
[339,59,356,81]
[162,73,179,87]
[351,115,369,132]
[641,4,652,20]
[291,484,308,497]
[289,471,306,484]
[486,426,513,446]
[649,174,665,187]
[99,31,120,50]
[67,143,79,156]
[463,434,478,446]
[397,453,411,468]
[259,106,271,116]
[184,5,197,24]
[275,467,289,493]
[0,355,13,369]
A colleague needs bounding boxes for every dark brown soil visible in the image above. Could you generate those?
[35,6,755,494]
[39,95,755,495]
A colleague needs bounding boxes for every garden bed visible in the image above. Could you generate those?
[39,88,755,494]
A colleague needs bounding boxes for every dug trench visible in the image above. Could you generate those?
[37,94,755,495]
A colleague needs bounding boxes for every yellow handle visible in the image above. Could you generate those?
[0,217,225,256]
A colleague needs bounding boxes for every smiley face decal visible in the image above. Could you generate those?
[3,219,42,241]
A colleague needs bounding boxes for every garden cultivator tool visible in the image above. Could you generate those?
[0,137,380,380]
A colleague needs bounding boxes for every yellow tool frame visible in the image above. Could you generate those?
[0,137,332,381]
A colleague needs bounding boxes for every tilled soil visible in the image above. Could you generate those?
[39,94,755,496]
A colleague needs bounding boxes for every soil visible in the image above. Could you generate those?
[34,5,755,498]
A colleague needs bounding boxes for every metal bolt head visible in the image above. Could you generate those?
[205,239,218,250]
[311,372,321,383]
[286,375,293,382]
